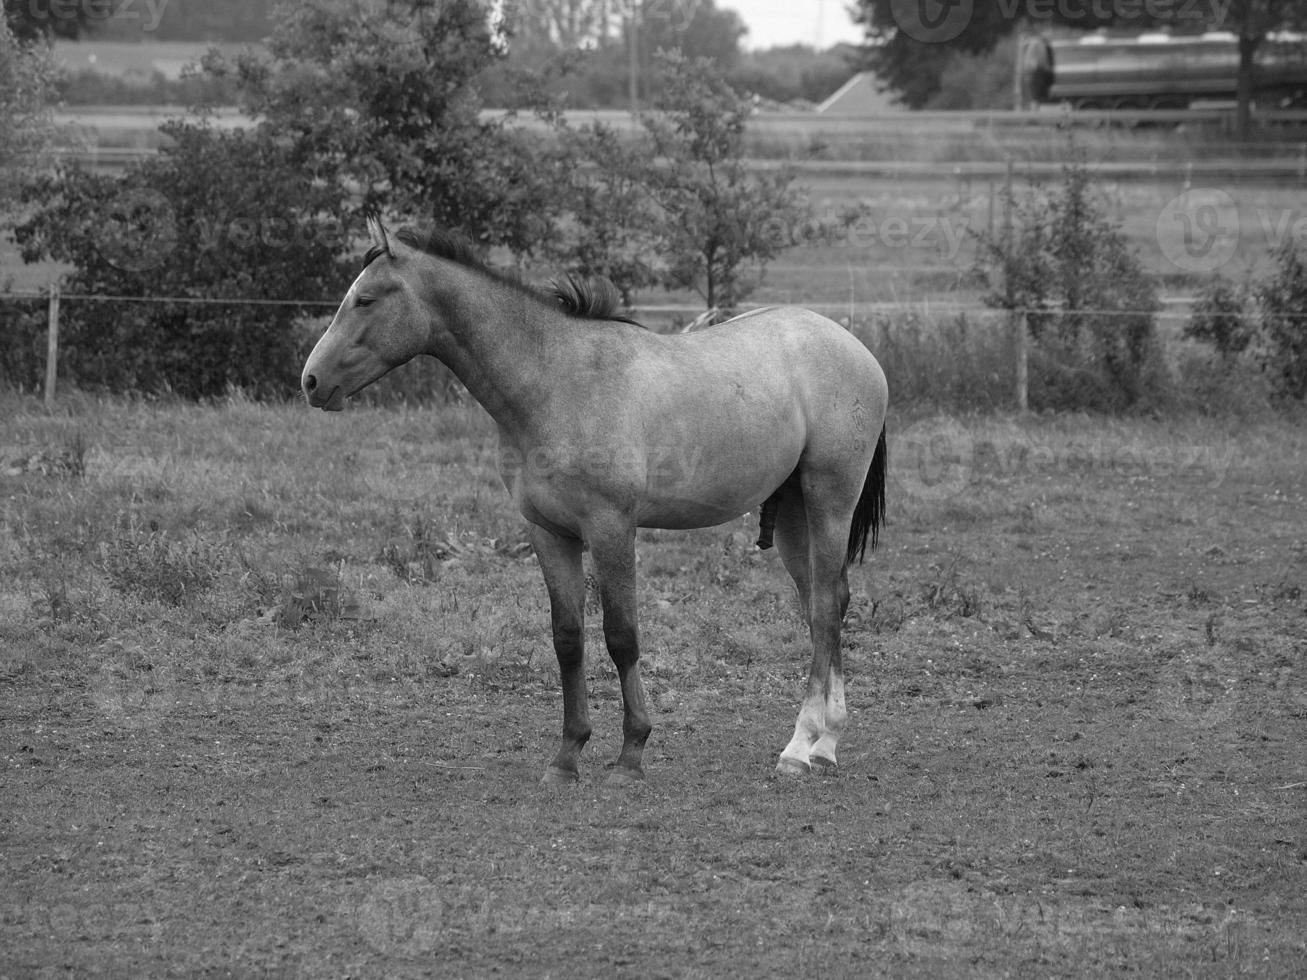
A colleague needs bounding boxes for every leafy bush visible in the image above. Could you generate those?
[1182,243,1307,402]
[973,153,1164,412]
[1183,276,1254,359]
[0,297,47,391]
[15,121,352,398]
[1256,242,1307,400]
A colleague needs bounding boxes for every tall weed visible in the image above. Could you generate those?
[98,515,220,606]
[854,310,1014,413]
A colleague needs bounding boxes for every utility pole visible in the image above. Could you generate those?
[627,3,639,112]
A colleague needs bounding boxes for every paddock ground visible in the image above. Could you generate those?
[1,397,1305,977]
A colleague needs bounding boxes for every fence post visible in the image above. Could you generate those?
[1012,309,1028,413]
[45,283,60,409]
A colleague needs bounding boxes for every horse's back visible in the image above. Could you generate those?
[663,306,886,413]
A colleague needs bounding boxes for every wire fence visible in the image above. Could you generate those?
[1,285,1298,411]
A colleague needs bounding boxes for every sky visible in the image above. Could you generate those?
[720,0,865,51]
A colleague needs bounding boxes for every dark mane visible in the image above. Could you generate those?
[363,225,642,327]
[549,273,642,327]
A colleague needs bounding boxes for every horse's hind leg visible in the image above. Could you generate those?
[773,480,812,625]
[777,475,854,776]
[531,525,591,785]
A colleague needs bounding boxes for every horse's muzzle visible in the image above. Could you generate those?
[302,374,344,412]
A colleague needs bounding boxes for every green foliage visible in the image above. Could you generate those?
[927,35,1017,111]
[0,17,57,208]
[1184,276,1255,359]
[539,53,828,314]
[636,52,815,312]
[98,514,219,606]
[974,154,1163,412]
[1255,241,1307,400]
[15,120,351,398]
[206,0,569,257]
[851,0,1198,109]
[0,296,47,391]
[1182,244,1307,401]
[548,121,662,305]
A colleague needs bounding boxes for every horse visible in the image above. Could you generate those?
[302,214,888,784]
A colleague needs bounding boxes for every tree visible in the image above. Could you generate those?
[636,52,818,313]
[853,0,1022,108]
[853,0,1307,130]
[852,0,1168,109]
[205,0,570,257]
[0,16,57,211]
[625,0,745,106]
[550,122,662,306]
[1224,0,1307,139]
[506,0,615,54]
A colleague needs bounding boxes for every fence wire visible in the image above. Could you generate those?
[6,288,1299,320]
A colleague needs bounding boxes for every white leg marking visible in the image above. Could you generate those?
[778,697,824,774]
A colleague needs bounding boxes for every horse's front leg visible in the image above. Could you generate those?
[531,525,591,785]
[588,519,652,783]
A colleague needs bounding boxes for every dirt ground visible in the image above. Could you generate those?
[1,401,1305,978]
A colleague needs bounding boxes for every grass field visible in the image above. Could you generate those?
[1,392,1304,977]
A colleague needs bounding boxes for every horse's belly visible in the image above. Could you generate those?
[635,445,798,530]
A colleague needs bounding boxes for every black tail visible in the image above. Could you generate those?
[847,425,887,565]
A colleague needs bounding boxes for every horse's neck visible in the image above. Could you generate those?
[425,272,566,436]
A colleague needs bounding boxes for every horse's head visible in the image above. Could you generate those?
[302,213,429,411]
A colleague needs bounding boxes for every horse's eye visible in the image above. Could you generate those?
[355,295,374,308]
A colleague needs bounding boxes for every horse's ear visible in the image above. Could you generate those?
[366,211,393,258]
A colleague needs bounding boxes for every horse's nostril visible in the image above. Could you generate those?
[305,374,317,392]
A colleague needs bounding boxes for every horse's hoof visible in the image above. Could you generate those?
[776,755,811,777]
[811,755,838,775]
[603,765,645,785]
[541,766,579,786]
